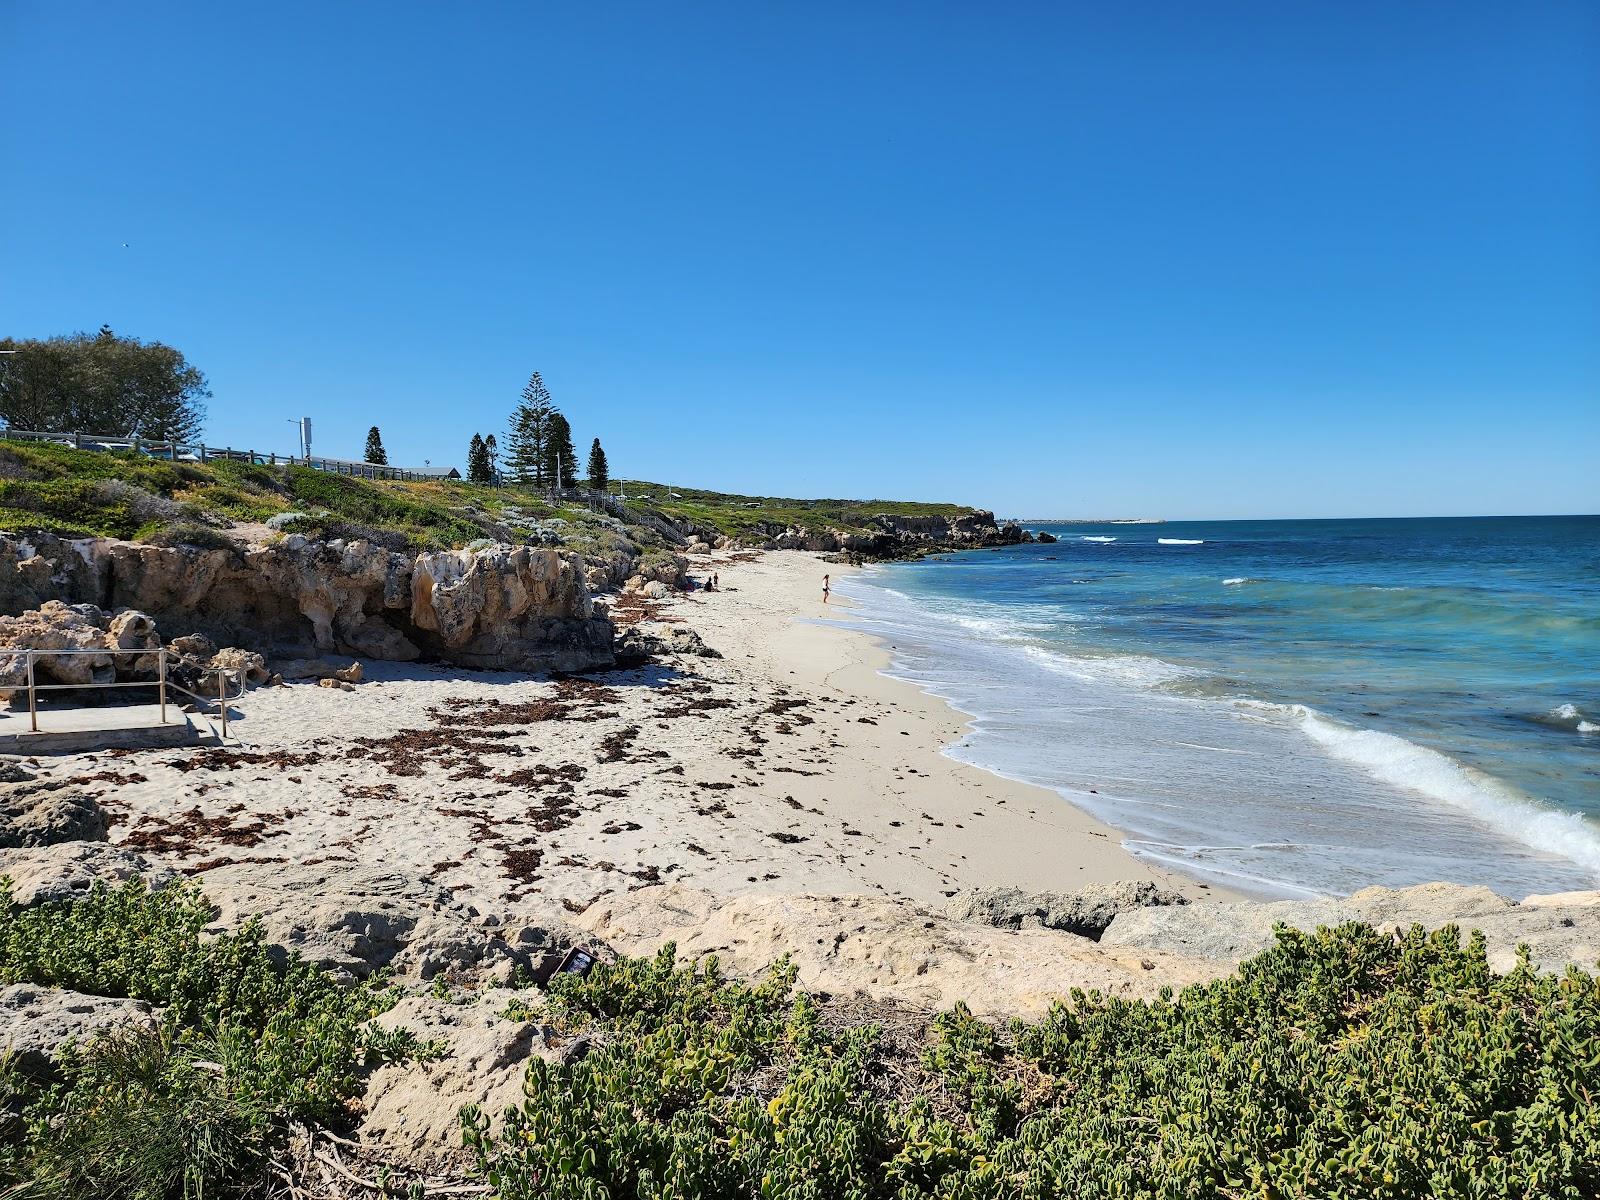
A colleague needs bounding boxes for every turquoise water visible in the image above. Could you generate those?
[838,516,1599,898]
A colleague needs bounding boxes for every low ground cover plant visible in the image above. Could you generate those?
[466,924,1600,1200]
[0,878,426,1199]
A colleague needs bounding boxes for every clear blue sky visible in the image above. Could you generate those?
[2,2,1595,519]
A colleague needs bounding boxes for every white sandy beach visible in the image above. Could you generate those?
[22,550,1225,917]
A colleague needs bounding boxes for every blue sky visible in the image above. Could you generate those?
[2,2,1595,519]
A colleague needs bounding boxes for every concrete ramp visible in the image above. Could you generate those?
[0,703,209,755]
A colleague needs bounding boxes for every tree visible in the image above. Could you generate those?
[364,426,388,465]
[586,438,609,491]
[545,412,578,491]
[483,434,499,484]
[466,433,491,483]
[506,372,554,487]
[0,328,209,439]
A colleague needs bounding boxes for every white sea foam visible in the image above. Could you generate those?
[1582,721,1600,735]
[1553,703,1581,721]
[1295,708,1600,876]
[1081,535,1118,543]
[1159,538,1204,545]
[1222,577,1249,586]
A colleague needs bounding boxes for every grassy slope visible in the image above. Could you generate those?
[0,440,977,550]
[618,478,972,539]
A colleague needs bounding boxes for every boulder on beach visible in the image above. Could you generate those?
[946,881,1187,941]
[0,778,109,849]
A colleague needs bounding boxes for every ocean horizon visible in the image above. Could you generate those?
[837,513,1599,900]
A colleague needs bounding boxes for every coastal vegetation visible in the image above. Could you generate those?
[0,439,975,553]
[0,878,428,1199]
[468,926,1599,1199]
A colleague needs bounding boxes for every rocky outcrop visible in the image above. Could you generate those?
[0,771,108,848]
[198,860,590,984]
[754,511,1034,561]
[579,886,1218,1018]
[411,544,611,673]
[1101,882,1600,975]
[946,881,1187,941]
[358,990,568,1167]
[0,532,614,675]
[0,843,177,907]
[0,984,160,1081]
[614,622,722,664]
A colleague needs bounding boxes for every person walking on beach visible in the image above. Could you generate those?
[822,573,830,603]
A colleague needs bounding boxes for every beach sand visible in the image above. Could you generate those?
[26,550,1223,917]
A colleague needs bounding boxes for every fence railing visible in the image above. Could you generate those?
[3,647,248,741]
[0,428,454,482]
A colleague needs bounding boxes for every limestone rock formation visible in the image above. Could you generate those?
[197,860,589,984]
[1101,882,1600,974]
[0,843,177,907]
[358,989,566,1167]
[0,984,160,1081]
[0,775,108,848]
[614,622,722,664]
[946,881,1187,941]
[411,544,612,673]
[579,886,1218,1018]
[0,532,615,675]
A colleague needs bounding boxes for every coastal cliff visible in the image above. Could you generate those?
[0,532,613,673]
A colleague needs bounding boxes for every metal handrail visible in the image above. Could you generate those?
[4,647,247,741]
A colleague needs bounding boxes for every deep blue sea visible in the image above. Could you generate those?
[837,515,1600,899]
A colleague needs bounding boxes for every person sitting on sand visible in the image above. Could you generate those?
[822,573,830,603]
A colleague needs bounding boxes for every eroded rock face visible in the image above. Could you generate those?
[411,544,611,673]
[946,882,1187,941]
[0,533,614,675]
[1101,882,1600,974]
[0,984,159,1081]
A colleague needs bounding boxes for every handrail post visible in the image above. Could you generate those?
[218,668,228,740]
[26,651,37,733]
[158,650,168,724]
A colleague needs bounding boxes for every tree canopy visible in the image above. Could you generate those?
[364,426,388,465]
[587,438,609,491]
[507,373,555,487]
[466,433,492,483]
[546,412,578,490]
[0,327,209,440]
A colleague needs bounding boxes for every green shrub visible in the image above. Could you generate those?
[466,925,1600,1200]
[135,521,240,553]
[0,878,424,1199]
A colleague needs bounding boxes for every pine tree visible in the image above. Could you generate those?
[546,412,578,491]
[587,438,609,491]
[364,426,388,465]
[483,434,499,484]
[467,433,491,483]
[507,372,554,486]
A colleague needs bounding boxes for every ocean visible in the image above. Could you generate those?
[835,515,1600,899]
